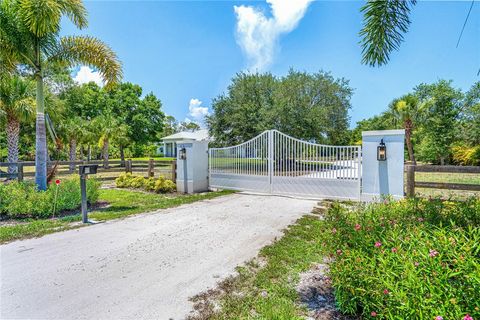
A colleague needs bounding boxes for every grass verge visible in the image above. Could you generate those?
[188,211,328,320]
[0,189,234,244]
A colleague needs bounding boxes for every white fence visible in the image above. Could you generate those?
[209,130,361,200]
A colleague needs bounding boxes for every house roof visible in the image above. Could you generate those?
[161,129,209,142]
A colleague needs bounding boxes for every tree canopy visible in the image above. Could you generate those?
[207,70,353,146]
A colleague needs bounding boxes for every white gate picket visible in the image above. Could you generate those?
[209,130,361,200]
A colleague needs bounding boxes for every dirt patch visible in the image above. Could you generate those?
[187,257,267,320]
[297,262,357,320]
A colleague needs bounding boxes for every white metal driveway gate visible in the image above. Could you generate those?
[209,130,361,200]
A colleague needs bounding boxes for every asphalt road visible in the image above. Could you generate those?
[1,193,315,320]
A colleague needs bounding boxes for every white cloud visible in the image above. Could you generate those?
[234,0,313,71]
[73,66,104,86]
[188,98,209,120]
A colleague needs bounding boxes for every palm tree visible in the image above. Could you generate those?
[0,0,122,190]
[390,94,421,164]
[61,116,83,172]
[95,113,128,169]
[0,75,35,174]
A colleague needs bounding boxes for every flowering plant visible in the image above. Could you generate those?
[323,197,479,319]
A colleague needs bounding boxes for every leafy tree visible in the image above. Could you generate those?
[162,115,179,137]
[0,75,35,173]
[207,70,352,146]
[461,81,480,145]
[179,121,201,132]
[390,94,422,164]
[207,72,276,145]
[105,83,165,157]
[349,111,397,144]
[0,0,122,190]
[273,70,352,144]
[415,80,463,164]
[360,0,417,66]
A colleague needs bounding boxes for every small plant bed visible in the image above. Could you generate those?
[0,188,234,244]
[188,197,479,320]
[115,173,176,193]
[0,176,100,220]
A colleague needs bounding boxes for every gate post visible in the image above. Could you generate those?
[268,130,274,193]
[175,139,208,194]
[361,130,405,201]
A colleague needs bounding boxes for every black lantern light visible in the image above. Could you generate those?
[179,147,187,160]
[377,139,387,161]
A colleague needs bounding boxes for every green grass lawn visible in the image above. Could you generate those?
[0,188,234,244]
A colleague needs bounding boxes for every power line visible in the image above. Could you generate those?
[456,0,475,48]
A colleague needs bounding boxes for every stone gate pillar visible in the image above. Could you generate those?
[361,130,405,201]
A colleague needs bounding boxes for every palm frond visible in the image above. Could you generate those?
[49,36,122,87]
[57,0,87,29]
[0,0,35,69]
[359,0,416,66]
[18,0,62,37]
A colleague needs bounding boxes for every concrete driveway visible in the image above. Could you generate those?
[1,193,315,320]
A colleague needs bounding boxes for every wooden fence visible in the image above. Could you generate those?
[405,164,480,197]
[0,159,177,183]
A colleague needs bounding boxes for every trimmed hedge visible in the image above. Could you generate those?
[115,173,176,193]
[0,177,100,219]
[323,198,479,319]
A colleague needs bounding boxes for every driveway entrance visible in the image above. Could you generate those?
[1,193,315,320]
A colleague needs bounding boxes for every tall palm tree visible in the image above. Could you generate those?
[390,94,421,164]
[0,75,35,174]
[0,0,122,190]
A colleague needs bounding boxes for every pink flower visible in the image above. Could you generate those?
[429,249,439,257]
[463,315,473,320]
[414,262,420,267]
[383,289,389,295]
[391,247,398,253]
[418,217,424,222]
[331,228,337,234]
[336,249,343,256]
[375,242,382,248]
[435,316,443,320]
[55,179,61,185]
[355,224,361,231]
[371,311,377,317]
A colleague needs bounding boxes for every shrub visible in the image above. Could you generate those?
[0,177,100,219]
[115,173,176,193]
[323,198,480,319]
[452,144,480,166]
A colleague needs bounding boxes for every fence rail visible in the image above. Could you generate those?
[0,159,177,183]
[405,164,480,197]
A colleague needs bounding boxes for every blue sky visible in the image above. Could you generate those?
[62,1,479,128]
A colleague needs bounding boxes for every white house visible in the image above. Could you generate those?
[160,129,209,157]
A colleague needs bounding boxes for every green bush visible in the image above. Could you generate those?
[0,177,100,219]
[323,198,480,319]
[115,173,176,193]
[452,144,480,166]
